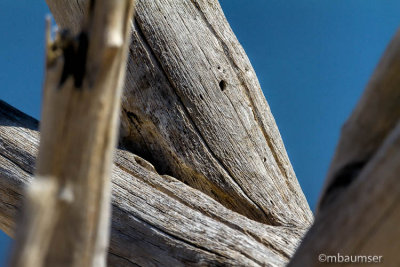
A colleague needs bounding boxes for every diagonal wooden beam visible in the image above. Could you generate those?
[0,100,305,266]
[290,28,400,267]
[45,0,312,227]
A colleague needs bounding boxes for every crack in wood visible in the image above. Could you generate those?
[133,11,275,226]
[189,0,297,204]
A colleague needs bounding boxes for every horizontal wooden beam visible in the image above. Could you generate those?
[0,101,304,266]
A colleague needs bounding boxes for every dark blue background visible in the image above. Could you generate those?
[1,0,400,264]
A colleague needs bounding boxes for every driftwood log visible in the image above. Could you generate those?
[0,101,305,266]
[1,0,313,266]
[45,0,313,227]
[2,0,400,266]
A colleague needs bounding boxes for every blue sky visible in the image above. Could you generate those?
[1,0,400,264]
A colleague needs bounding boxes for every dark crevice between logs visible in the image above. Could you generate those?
[319,160,367,210]
[120,110,156,173]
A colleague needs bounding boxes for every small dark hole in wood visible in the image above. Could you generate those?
[263,157,267,162]
[219,80,227,91]
[200,94,204,100]
[217,66,221,70]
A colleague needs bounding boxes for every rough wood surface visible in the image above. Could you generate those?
[9,1,134,266]
[0,101,305,266]
[45,0,312,227]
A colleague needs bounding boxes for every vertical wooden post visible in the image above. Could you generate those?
[10,1,134,266]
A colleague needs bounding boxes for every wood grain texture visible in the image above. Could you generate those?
[0,101,305,266]
[9,1,134,266]
[45,0,312,227]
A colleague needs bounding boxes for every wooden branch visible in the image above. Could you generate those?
[289,28,400,266]
[45,0,312,227]
[319,28,400,209]
[0,101,305,266]
[9,1,134,266]
[1,0,313,265]
[289,120,400,266]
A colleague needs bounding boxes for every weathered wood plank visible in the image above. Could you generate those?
[45,0,312,227]
[0,101,305,266]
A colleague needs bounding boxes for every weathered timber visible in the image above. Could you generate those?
[45,0,312,227]
[289,28,400,266]
[319,28,400,209]
[0,101,305,266]
[289,120,400,266]
[9,1,134,266]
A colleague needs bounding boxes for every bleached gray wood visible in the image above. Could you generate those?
[0,101,305,266]
[45,0,312,227]
[9,1,134,266]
